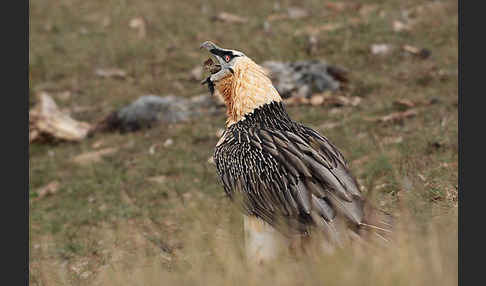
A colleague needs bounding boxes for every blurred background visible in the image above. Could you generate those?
[29,0,458,285]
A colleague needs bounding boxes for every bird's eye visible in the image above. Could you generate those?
[224,55,231,62]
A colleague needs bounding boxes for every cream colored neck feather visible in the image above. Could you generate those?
[215,57,282,127]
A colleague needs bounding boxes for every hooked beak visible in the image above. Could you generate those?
[200,41,225,56]
[200,41,234,83]
[199,41,219,51]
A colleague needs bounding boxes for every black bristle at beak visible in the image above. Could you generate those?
[202,77,215,95]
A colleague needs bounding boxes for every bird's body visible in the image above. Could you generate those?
[201,41,385,263]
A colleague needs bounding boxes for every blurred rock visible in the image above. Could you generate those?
[148,143,160,154]
[393,99,415,110]
[129,17,147,39]
[34,181,60,200]
[393,20,411,32]
[327,95,361,107]
[163,138,174,147]
[383,136,403,145]
[262,60,344,99]
[287,7,309,19]
[402,45,431,59]
[393,98,439,111]
[119,95,191,125]
[284,97,309,106]
[371,44,392,55]
[30,92,91,143]
[285,92,361,108]
[375,109,418,123]
[213,12,248,24]
[310,95,325,106]
[95,68,127,79]
[147,176,167,184]
[91,94,221,134]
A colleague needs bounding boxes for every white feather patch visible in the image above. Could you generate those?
[243,215,288,263]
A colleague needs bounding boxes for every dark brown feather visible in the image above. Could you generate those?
[311,195,336,222]
[214,101,364,239]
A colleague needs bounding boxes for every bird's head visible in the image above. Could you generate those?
[200,41,282,127]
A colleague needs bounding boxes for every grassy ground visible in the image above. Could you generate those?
[29,0,458,285]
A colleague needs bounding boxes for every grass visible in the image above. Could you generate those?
[29,0,458,285]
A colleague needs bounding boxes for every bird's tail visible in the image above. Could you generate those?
[301,203,395,255]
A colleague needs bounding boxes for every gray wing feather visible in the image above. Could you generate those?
[215,124,364,235]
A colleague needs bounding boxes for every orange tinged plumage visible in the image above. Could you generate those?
[213,57,282,127]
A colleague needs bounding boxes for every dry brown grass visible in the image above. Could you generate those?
[32,193,457,286]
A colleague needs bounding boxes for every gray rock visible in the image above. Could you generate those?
[91,94,221,133]
[117,95,191,127]
[262,60,345,99]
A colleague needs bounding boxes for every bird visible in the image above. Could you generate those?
[200,41,390,263]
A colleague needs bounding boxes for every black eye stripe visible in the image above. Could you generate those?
[209,49,234,60]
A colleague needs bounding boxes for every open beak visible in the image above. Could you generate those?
[200,41,234,84]
[200,41,224,74]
